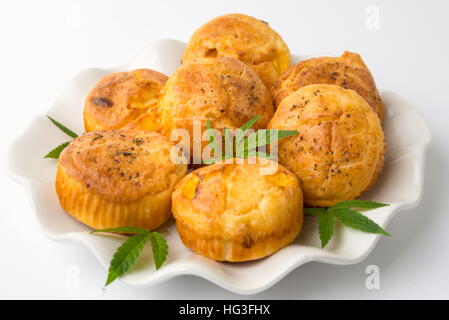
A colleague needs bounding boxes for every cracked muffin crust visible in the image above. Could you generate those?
[182,13,291,88]
[272,51,383,122]
[83,69,168,131]
[268,84,385,207]
[56,130,187,230]
[153,57,274,158]
[172,158,303,262]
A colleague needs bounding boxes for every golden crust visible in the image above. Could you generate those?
[83,69,168,132]
[172,159,303,262]
[56,130,187,230]
[182,13,290,88]
[148,57,274,156]
[272,51,383,122]
[268,84,385,207]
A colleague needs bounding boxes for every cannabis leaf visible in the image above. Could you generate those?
[333,200,389,210]
[44,116,79,159]
[318,209,334,248]
[105,233,150,286]
[239,114,261,135]
[47,116,78,138]
[43,142,71,159]
[90,227,169,286]
[245,129,299,150]
[304,200,390,248]
[333,208,390,236]
[204,115,299,164]
[202,119,222,165]
[302,207,325,216]
[149,232,169,270]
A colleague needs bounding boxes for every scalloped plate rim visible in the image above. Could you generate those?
[7,38,432,295]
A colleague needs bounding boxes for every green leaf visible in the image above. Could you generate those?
[206,120,214,144]
[105,233,150,286]
[149,232,168,270]
[239,115,260,137]
[205,119,221,160]
[304,207,326,216]
[332,200,389,210]
[43,141,70,159]
[90,226,149,235]
[47,116,78,138]
[237,129,299,161]
[318,210,334,248]
[223,128,234,160]
[249,129,299,148]
[333,208,390,236]
[239,149,275,161]
[201,158,218,165]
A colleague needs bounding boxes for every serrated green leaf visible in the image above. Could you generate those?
[43,141,70,159]
[318,210,334,248]
[333,208,390,236]
[90,226,149,235]
[105,233,150,286]
[203,115,298,164]
[304,207,326,216]
[332,200,389,210]
[149,232,168,270]
[47,116,78,138]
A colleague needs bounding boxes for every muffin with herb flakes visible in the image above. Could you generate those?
[56,130,187,230]
[172,158,303,262]
[149,57,274,161]
[182,13,291,88]
[272,51,384,121]
[268,84,385,207]
[83,69,168,132]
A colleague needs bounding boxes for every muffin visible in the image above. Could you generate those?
[56,130,187,230]
[182,13,290,88]
[83,69,168,131]
[272,52,383,121]
[268,84,385,207]
[153,57,274,161]
[172,158,303,262]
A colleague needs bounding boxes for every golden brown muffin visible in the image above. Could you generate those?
[182,13,290,88]
[56,130,187,230]
[83,69,168,131]
[272,51,383,121]
[150,57,274,160]
[268,84,385,207]
[172,158,303,262]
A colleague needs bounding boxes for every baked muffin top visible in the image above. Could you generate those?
[272,51,383,121]
[172,158,302,240]
[156,57,274,144]
[59,130,186,203]
[84,69,168,131]
[268,84,384,207]
[182,13,290,87]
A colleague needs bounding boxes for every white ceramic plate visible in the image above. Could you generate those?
[8,39,431,295]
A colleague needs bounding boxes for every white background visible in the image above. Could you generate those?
[1,0,448,299]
